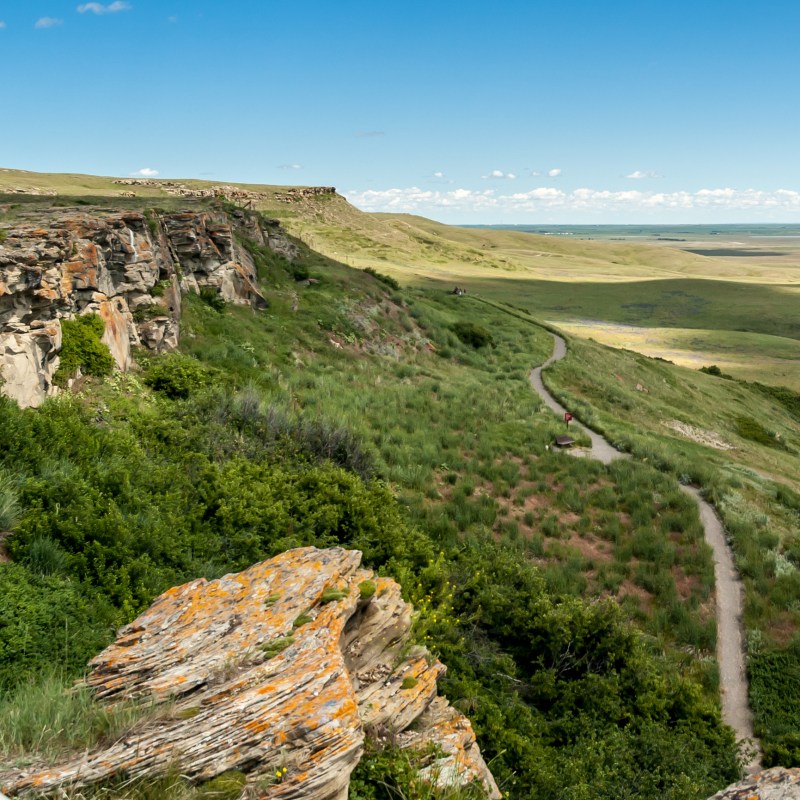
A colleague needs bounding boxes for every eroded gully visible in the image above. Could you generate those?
[530,332,760,771]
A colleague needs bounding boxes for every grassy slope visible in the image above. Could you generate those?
[5,166,798,387]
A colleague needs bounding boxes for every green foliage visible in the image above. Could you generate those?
[751,381,800,422]
[699,365,732,379]
[291,262,310,281]
[292,614,313,628]
[55,314,115,386]
[364,267,400,290]
[143,209,159,238]
[320,587,348,603]
[349,739,486,800]
[452,321,494,349]
[260,636,295,659]
[150,280,170,298]
[749,645,800,767]
[199,287,226,312]
[400,677,419,690]
[142,353,214,399]
[0,470,21,531]
[359,580,376,600]
[198,771,247,800]
[0,563,115,690]
[0,229,7,244]
[0,669,155,765]
[132,304,165,322]
[735,415,786,449]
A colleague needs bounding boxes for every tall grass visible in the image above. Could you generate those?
[0,671,162,767]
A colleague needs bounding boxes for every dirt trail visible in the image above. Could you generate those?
[530,331,760,771]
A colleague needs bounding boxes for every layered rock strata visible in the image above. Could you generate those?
[0,208,288,407]
[0,547,500,800]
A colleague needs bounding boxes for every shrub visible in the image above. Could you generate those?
[359,580,376,600]
[452,321,494,349]
[363,267,400,291]
[54,314,115,386]
[132,304,165,322]
[735,415,787,450]
[199,287,226,312]
[143,353,215,399]
[291,262,310,281]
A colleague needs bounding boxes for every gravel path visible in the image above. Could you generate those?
[530,331,760,771]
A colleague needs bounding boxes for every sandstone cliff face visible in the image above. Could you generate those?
[0,547,500,800]
[0,207,288,408]
[708,768,800,799]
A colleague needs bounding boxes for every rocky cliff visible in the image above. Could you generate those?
[0,547,500,800]
[0,207,294,408]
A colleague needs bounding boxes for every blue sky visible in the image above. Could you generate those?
[1,0,799,223]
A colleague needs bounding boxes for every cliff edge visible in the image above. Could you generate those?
[0,206,292,408]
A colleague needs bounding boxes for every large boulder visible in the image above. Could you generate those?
[0,547,500,800]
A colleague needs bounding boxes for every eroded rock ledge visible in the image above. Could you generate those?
[0,207,294,408]
[0,547,500,800]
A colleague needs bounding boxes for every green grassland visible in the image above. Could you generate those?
[540,330,800,765]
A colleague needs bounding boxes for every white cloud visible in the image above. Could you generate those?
[433,171,444,178]
[483,169,516,180]
[167,15,177,22]
[278,163,303,170]
[77,2,131,14]
[548,168,561,177]
[344,185,800,217]
[35,17,63,28]
[625,170,659,179]
[131,167,159,177]
[355,130,385,138]
[0,21,6,29]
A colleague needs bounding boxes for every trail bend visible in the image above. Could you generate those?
[530,331,760,772]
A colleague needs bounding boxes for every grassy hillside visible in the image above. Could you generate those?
[3,167,798,389]
[541,328,800,767]
[0,210,744,799]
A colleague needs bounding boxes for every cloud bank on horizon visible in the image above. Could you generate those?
[345,185,800,222]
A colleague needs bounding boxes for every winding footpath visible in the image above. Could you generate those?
[531,332,761,771]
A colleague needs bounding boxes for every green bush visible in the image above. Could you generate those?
[143,353,214,399]
[199,287,226,312]
[452,321,494,349]
[54,314,115,386]
[735,415,787,449]
[291,262,310,281]
[363,267,400,291]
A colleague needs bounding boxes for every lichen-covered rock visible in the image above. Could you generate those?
[0,208,275,406]
[0,547,499,800]
[707,768,800,799]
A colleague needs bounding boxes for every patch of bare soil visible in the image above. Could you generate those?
[663,420,734,450]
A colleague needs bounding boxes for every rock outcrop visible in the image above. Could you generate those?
[707,768,800,799]
[0,207,292,407]
[0,547,499,800]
